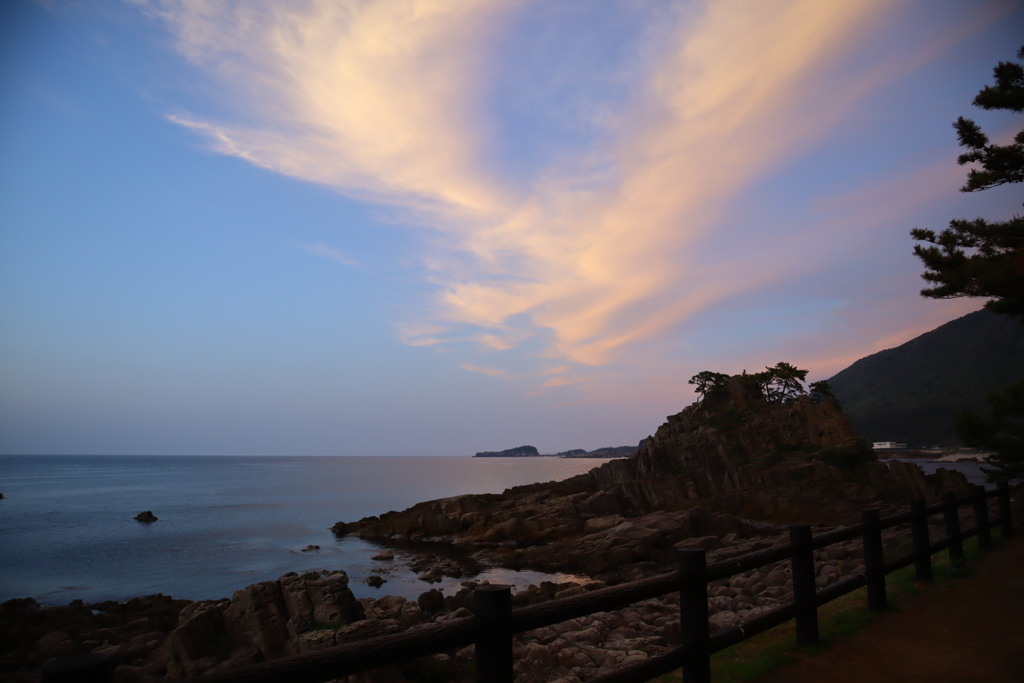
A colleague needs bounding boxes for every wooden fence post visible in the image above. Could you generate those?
[998,480,1014,539]
[861,509,886,612]
[789,525,819,646]
[973,485,993,552]
[474,585,513,683]
[910,499,932,582]
[679,549,710,683]
[942,492,964,570]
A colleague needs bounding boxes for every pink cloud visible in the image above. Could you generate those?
[149,0,1014,395]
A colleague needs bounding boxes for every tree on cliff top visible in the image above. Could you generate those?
[688,370,730,400]
[808,379,838,405]
[690,363,810,404]
[761,362,809,402]
[910,45,1024,317]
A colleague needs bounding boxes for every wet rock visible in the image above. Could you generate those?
[133,511,157,523]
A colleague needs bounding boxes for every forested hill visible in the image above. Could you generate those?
[828,309,1024,447]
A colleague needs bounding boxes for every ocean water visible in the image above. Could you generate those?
[885,458,991,487]
[0,455,613,606]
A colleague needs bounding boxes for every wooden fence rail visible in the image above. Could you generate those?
[176,481,1015,683]
[49,483,1013,683]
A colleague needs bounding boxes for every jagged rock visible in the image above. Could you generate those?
[164,600,229,676]
[133,511,157,523]
[332,375,973,582]
[163,570,365,677]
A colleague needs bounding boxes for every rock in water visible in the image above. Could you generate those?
[134,511,158,522]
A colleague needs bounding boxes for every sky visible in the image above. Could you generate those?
[1,0,1021,457]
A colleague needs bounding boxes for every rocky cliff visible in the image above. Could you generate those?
[4,376,995,683]
[333,376,973,578]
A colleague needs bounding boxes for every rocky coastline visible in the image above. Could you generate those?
[3,508,1001,683]
[4,375,1017,682]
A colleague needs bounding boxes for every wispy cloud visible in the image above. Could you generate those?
[460,362,507,377]
[145,0,1001,392]
[151,0,516,213]
[296,243,361,268]
[420,0,894,368]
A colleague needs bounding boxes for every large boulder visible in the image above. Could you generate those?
[164,570,364,677]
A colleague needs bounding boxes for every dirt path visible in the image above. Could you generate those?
[754,537,1024,683]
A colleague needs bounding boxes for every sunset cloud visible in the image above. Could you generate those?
[422,0,894,368]
[147,0,1001,391]
[151,0,515,213]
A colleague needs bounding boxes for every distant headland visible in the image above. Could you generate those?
[473,444,638,458]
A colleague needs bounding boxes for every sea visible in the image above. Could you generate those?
[0,455,615,606]
[1,455,995,608]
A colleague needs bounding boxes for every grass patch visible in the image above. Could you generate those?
[655,541,992,683]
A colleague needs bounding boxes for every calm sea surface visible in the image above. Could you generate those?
[0,455,613,605]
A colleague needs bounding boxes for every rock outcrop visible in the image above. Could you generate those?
[9,487,1019,682]
[5,376,991,682]
[333,376,974,579]
[163,570,364,677]
[134,511,158,523]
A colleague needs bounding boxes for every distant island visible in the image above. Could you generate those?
[473,444,638,458]
[474,445,541,457]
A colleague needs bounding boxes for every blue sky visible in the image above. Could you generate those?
[1,0,1021,456]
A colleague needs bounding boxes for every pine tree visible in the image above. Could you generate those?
[910,46,1024,316]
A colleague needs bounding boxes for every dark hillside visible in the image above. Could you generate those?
[828,309,1024,446]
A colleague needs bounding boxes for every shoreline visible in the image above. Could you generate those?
[0,455,618,607]
[5,475,1008,681]
[3,454,997,611]
[4,455,994,610]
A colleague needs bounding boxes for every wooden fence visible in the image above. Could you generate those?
[46,482,1015,682]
